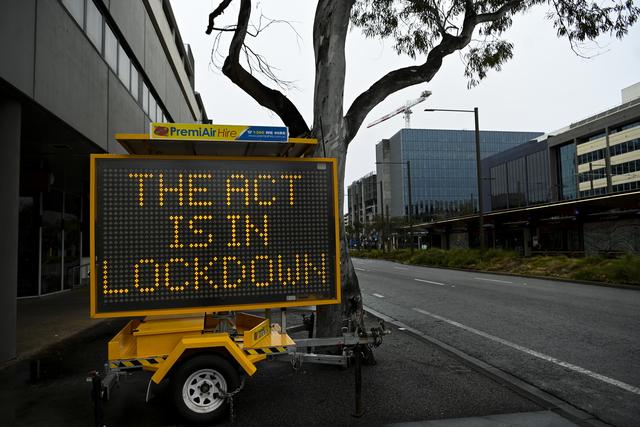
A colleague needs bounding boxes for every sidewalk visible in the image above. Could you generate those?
[1,290,578,426]
[13,287,105,363]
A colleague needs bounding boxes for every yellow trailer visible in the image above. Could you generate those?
[89,128,387,424]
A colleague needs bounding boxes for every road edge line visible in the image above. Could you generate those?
[363,306,610,427]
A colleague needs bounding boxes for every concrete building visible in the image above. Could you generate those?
[376,129,543,225]
[347,172,379,248]
[420,84,640,255]
[0,0,208,362]
[347,172,378,226]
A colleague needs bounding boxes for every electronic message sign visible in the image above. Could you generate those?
[90,155,340,318]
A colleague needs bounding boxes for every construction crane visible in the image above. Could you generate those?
[367,90,432,129]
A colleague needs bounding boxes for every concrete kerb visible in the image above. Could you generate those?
[363,306,610,427]
[354,257,640,291]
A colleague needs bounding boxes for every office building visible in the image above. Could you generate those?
[421,83,640,254]
[553,83,640,200]
[0,0,208,361]
[347,172,378,225]
[483,137,551,211]
[376,129,543,224]
[347,172,380,248]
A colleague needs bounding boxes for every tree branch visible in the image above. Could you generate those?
[344,0,524,144]
[476,0,524,24]
[219,0,310,136]
[206,0,234,35]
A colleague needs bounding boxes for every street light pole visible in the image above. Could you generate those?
[473,107,485,251]
[379,180,385,252]
[424,107,485,251]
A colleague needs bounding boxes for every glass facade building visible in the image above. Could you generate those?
[483,92,640,210]
[483,139,550,211]
[559,143,577,200]
[409,84,640,259]
[377,129,543,221]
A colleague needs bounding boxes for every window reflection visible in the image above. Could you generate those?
[61,0,84,27]
[105,24,118,72]
[86,0,103,52]
[118,45,131,90]
[559,143,577,200]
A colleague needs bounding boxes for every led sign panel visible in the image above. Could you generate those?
[91,155,340,317]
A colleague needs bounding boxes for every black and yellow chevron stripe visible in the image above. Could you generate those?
[244,346,288,355]
[109,356,167,369]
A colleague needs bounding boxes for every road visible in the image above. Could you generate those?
[354,258,640,427]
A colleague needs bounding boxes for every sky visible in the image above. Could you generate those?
[170,1,640,207]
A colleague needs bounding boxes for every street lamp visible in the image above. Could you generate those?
[376,161,413,252]
[424,107,485,251]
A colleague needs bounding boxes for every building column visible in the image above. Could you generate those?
[0,98,21,362]
[604,127,613,193]
[523,227,532,257]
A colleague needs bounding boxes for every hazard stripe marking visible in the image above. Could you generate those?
[244,346,288,355]
[109,356,168,369]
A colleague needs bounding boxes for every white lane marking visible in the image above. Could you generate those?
[412,308,640,396]
[394,266,408,270]
[355,267,367,271]
[372,293,385,298]
[474,277,516,284]
[414,278,447,287]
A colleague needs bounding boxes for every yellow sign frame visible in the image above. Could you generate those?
[90,154,341,318]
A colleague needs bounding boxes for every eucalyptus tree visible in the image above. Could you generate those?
[206,0,638,336]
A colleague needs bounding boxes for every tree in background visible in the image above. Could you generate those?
[206,0,638,336]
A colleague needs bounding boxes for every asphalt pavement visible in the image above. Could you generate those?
[354,257,640,427]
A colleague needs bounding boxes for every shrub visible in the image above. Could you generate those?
[349,248,640,286]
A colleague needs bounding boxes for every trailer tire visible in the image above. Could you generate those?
[172,354,239,424]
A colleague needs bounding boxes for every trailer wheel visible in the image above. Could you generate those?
[172,354,239,424]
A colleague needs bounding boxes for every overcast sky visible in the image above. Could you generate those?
[170,1,640,204]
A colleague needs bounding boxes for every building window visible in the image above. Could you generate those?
[149,95,156,122]
[118,45,131,90]
[490,164,508,210]
[104,24,118,72]
[507,157,527,207]
[142,83,149,115]
[85,0,102,52]
[62,0,85,27]
[526,150,549,204]
[611,120,640,134]
[130,66,139,101]
[559,143,577,200]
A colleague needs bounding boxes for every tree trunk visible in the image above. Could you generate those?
[310,0,361,338]
[312,135,363,338]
